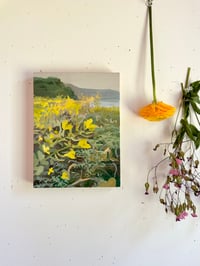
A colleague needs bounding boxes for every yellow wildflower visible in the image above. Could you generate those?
[63,149,76,159]
[84,118,97,131]
[38,135,43,142]
[78,139,91,149]
[51,106,60,116]
[61,171,69,180]
[49,133,55,139]
[62,120,73,131]
[48,167,54,175]
[42,144,50,155]
[139,102,176,121]
[65,97,81,115]
[48,126,52,132]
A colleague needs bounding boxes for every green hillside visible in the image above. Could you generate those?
[34,77,78,99]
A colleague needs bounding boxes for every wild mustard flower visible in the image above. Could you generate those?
[78,139,91,149]
[63,149,76,159]
[65,97,81,115]
[42,144,50,155]
[139,0,175,121]
[51,106,60,116]
[38,135,43,142]
[49,133,56,139]
[62,120,73,131]
[48,167,54,175]
[84,118,97,131]
[61,171,69,180]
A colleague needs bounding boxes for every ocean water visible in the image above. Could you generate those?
[100,99,119,107]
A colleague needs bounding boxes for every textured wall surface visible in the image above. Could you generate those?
[0,0,200,265]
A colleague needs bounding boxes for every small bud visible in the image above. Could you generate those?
[145,182,150,195]
[160,199,165,205]
[195,160,199,168]
[145,182,150,190]
[153,185,159,193]
[191,185,198,192]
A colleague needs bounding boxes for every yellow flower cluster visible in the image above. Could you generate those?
[34,95,101,182]
[34,96,89,130]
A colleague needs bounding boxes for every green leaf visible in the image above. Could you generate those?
[173,127,185,148]
[189,123,199,136]
[180,119,195,141]
[35,165,44,176]
[40,159,49,166]
[195,142,200,149]
[190,80,200,94]
[182,102,190,118]
[191,101,200,114]
[190,96,200,104]
[34,153,39,167]
[195,133,200,149]
[180,120,200,149]
[34,159,39,167]
[37,150,45,161]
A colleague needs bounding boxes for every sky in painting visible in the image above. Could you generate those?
[34,72,119,91]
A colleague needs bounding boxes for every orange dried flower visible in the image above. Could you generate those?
[139,101,176,121]
[138,2,176,122]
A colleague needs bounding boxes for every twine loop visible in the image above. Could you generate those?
[145,0,153,7]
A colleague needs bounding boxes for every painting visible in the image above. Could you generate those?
[33,72,120,188]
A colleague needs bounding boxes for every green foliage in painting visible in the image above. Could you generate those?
[33,95,120,188]
[34,77,78,99]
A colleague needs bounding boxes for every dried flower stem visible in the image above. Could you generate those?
[148,4,157,103]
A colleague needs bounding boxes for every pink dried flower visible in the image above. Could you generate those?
[176,211,188,221]
[176,158,182,165]
[169,168,179,176]
[191,213,198,218]
[163,183,170,190]
[181,211,188,218]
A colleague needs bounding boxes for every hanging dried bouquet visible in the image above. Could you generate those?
[145,68,200,221]
[139,1,200,220]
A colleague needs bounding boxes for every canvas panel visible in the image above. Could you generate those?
[33,72,120,188]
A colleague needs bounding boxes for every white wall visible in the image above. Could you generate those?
[1,0,200,265]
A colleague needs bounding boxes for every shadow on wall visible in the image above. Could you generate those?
[24,77,33,183]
